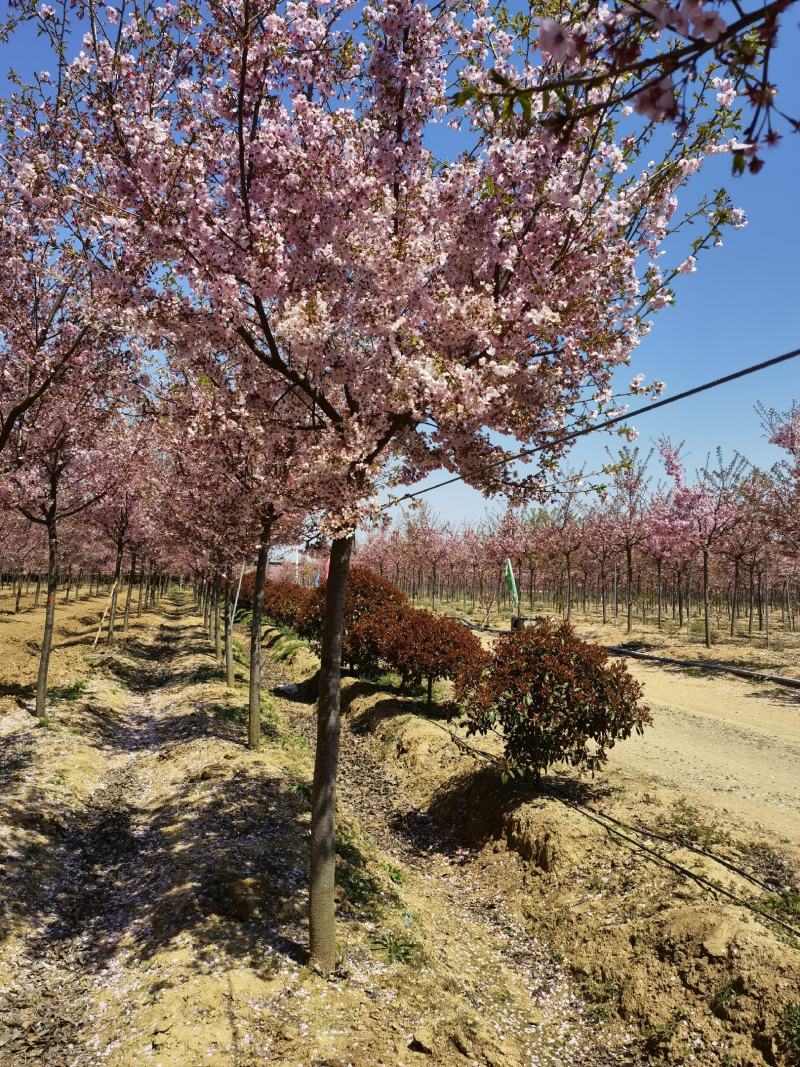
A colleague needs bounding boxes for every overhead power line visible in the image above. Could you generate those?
[382,345,800,511]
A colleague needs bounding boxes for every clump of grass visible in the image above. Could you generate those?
[278,731,309,752]
[761,890,800,921]
[371,929,416,964]
[50,681,87,703]
[273,636,304,663]
[35,716,56,731]
[289,780,312,802]
[385,863,406,885]
[711,978,738,1019]
[668,798,731,850]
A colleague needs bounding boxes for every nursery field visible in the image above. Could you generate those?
[1,586,799,1067]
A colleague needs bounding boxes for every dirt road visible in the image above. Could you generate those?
[609,659,800,846]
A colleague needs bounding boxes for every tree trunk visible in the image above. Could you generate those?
[702,548,711,649]
[309,534,354,974]
[34,573,42,610]
[107,542,124,643]
[224,571,235,689]
[249,526,271,751]
[731,558,739,638]
[36,520,59,717]
[625,543,634,634]
[656,559,662,629]
[213,574,222,661]
[123,553,137,634]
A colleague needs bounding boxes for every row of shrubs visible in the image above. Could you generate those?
[239,566,650,780]
[241,566,487,703]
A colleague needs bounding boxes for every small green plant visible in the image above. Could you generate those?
[761,890,800,921]
[278,731,309,751]
[683,666,704,678]
[50,681,87,703]
[260,696,280,739]
[780,1002,800,1056]
[668,798,731,849]
[640,1016,680,1053]
[385,863,406,885]
[372,929,415,964]
[273,636,304,663]
[289,781,312,802]
[711,978,738,1019]
[35,716,56,730]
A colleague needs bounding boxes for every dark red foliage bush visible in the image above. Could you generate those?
[239,573,312,629]
[455,619,651,781]
[382,609,489,703]
[263,580,314,629]
[296,566,408,676]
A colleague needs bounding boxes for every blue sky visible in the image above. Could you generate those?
[4,9,798,526]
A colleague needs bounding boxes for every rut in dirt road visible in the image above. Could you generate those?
[0,621,181,1066]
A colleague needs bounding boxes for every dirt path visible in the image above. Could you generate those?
[0,621,175,1064]
[608,660,800,846]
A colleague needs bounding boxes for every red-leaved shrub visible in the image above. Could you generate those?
[382,609,489,704]
[296,566,407,676]
[455,619,650,781]
[239,573,313,629]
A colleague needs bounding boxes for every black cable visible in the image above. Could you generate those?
[382,345,800,511]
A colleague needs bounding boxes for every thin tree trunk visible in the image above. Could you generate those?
[224,570,235,688]
[309,534,354,974]
[36,519,59,717]
[702,548,711,649]
[626,543,634,634]
[107,542,124,643]
[249,525,271,750]
[213,574,222,662]
[123,553,137,634]
[656,559,662,629]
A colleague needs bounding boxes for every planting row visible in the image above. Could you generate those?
[240,567,650,781]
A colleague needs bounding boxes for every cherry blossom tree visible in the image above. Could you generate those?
[0,368,134,713]
[24,0,749,971]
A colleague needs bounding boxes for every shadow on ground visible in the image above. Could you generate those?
[1,599,312,989]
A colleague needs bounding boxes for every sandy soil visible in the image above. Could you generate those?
[608,660,800,848]
[2,587,799,1065]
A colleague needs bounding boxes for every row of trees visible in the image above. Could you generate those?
[357,433,800,647]
[1,0,797,973]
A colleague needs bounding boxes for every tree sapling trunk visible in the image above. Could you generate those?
[309,533,353,975]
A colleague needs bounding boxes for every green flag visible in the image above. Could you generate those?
[504,558,519,606]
